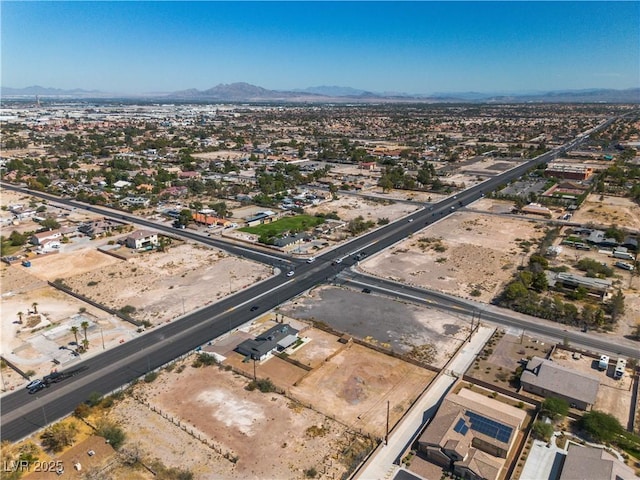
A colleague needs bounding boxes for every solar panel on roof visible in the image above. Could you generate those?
[466,411,513,443]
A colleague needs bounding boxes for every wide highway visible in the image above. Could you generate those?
[0,117,621,441]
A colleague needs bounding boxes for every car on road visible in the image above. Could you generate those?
[335,258,342,264]
[28,382,47,394]
[250,305,259,312]
[26,379,43,390]
[408,218,413,222]
[286,270,295,277]
[306,257,316,264]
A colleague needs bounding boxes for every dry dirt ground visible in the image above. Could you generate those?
[571,194,640,232]
[205,314,436,439]
[361,212,547,302]
[281,285,469,367]
[305,194,420,223]
[289,341,436,439]
[551,348,634,429]
[109,360,366,479]
[33,242,271,326]
[0,264,139,391]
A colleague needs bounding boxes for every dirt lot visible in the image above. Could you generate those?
[468,331,553,392]
[305,194,419,223]
[361,212,547,302]
[1,264,139,391]
[107,360,368,479]
[281,285,469,367]
[204,315,436,439]
[40,242,271,325]
[289,341,435,438]
[551,348,634,428]
[571,194,640,232]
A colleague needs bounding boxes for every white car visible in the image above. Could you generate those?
[306,257,316,264]
[26,379,42,390]
[286,271,295,277]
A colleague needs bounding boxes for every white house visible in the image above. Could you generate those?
[125,230,159,250]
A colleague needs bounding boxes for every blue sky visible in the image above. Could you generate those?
[2,1,639,94]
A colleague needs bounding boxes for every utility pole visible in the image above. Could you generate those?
[100,327,105,350]
[253,358,257,380]
[385,400,390,445]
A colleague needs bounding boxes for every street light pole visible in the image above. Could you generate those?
[100,327,105,350]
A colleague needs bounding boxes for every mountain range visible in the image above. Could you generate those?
[2,83,639,103]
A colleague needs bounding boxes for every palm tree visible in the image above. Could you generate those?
[81,339,89,352]
[17,311,24,324]
[31,302,38,314]
[81,321,89,343]
[70,326,79,346]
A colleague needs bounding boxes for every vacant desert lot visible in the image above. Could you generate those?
[361,212,547,302]
[571,194,640,232]
[1,264,139,389]
[37,243,271,325]
[281,286,469,367]
[305,195,419,223]
[110,361,366,479]
[289,341,436,438]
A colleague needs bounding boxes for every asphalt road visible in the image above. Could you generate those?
[343,273,640,360]
[0,118,619,441]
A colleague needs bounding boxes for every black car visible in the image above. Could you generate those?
[362,288,372,294]
[250,305,259,312]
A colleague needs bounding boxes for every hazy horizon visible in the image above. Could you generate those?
[2,1,639,95]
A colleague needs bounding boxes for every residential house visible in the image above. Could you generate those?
[520,357,600,410]
[36,238,61,253]
[418,388,526,480]
[236,324,299,361]
[545,271,612,299]
[30,227,75,246]
[78,219,125,237]
[113,180,132,189]
[125,230,159,250]
[192,212,232,227]
[246,210,277,227]
[559,443,639,480]
[120,196,150,207]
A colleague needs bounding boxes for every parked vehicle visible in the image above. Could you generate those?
[614,358,626,379]
[598,354,609,371]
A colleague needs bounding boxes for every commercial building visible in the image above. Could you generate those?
[545,163,594,180]
[418,388,526,480]
[520,357,600,410]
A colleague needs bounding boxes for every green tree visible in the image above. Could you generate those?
[70,326,79,346]
[378,175,393,193]
[81,320,89,342]
[96,419,126,450]
[541,397,569,421]
[579,411,623,442]
[41,422,78,452]
[40,217,61,230]
[605,290,625,322]
[178,209,192,227]
[531,421,554,441]
[8,230,27,246]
